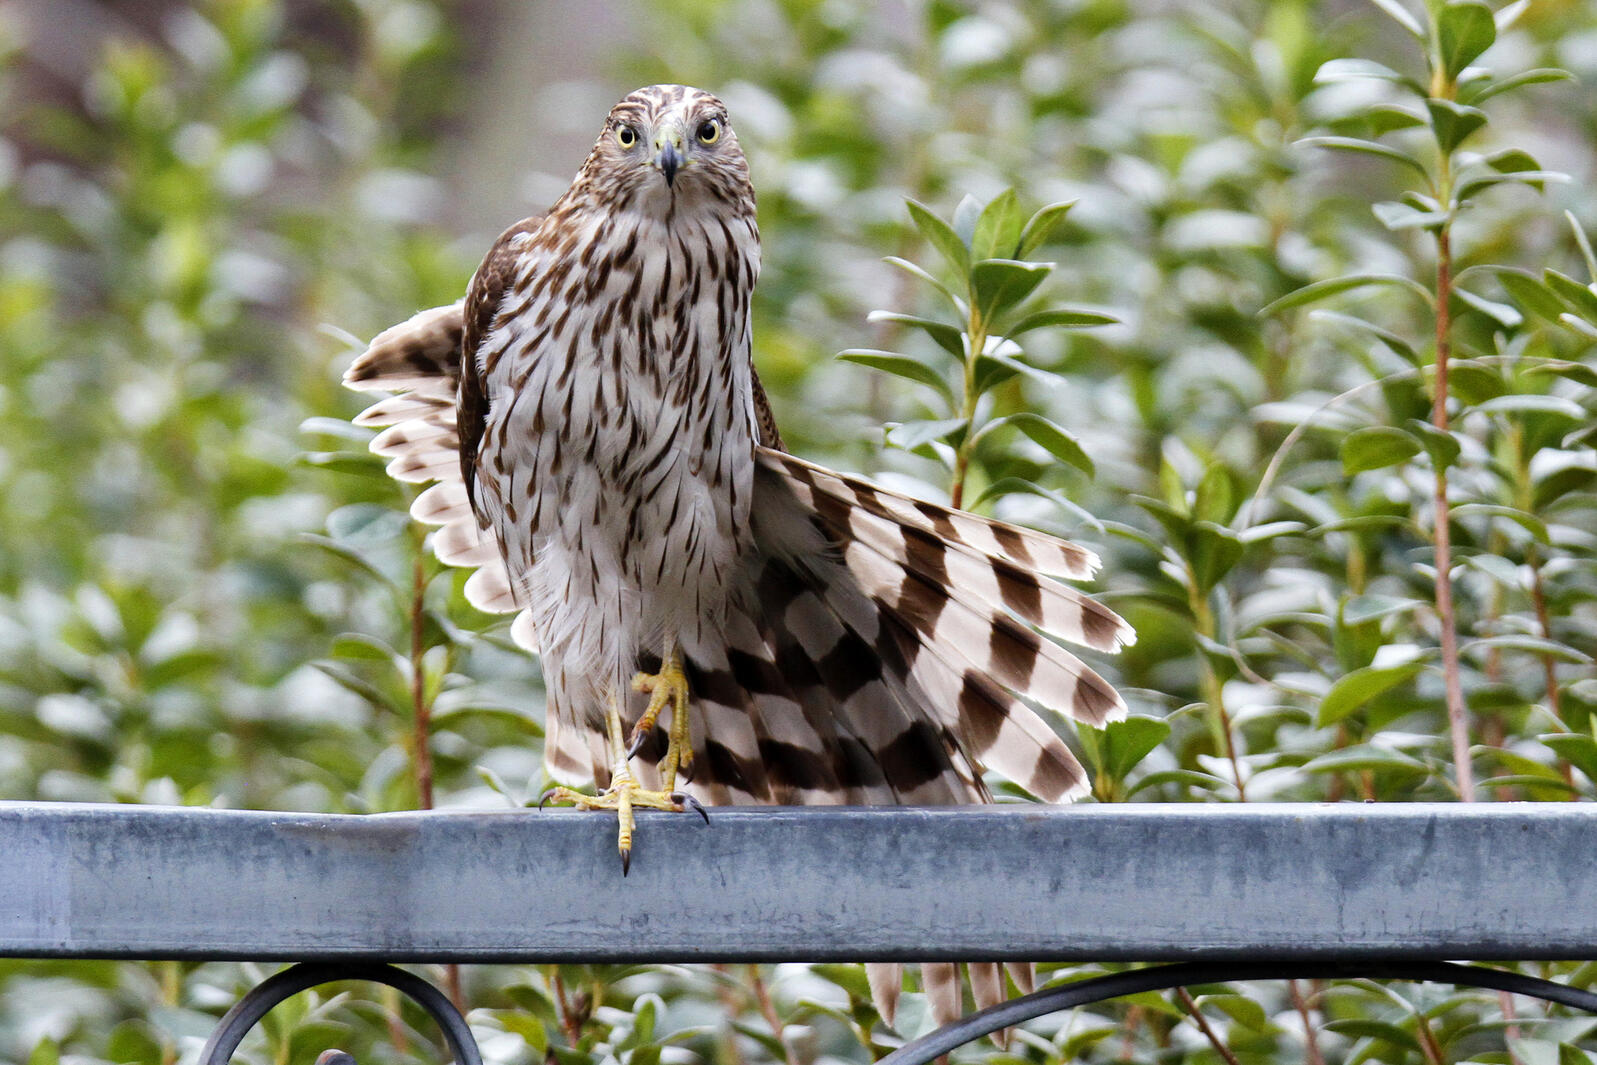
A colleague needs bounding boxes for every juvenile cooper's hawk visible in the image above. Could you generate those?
[345,84,1131,1021]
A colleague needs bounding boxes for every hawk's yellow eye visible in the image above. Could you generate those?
[696,120,720,145]
[616,125,637,148]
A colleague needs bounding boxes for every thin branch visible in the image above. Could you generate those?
[410,551,435,811]
[1289,979,1325,1065]
[1175,987,1242,1065]
[1431,225,1474,802]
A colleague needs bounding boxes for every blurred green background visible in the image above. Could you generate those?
[2,0,1596,1062]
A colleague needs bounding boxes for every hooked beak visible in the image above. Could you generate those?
[654,133,684,188]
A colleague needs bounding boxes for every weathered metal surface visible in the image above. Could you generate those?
[1,801,1593,962]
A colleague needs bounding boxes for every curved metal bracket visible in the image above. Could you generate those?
[198,962,483,1065]
[881,961,1597,1065]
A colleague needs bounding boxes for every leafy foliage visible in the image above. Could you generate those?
[0,0,1595,1062]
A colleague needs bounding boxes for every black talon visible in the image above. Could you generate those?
[537,788,559,809]
[621,848,632,876]
[626,728,648,760]
[674,792,710,823]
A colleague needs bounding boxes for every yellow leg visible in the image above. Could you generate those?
[540,661,705,874]
[628,639,693,791]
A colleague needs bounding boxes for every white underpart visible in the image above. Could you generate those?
[476,195,761,731]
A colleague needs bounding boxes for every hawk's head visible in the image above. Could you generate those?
[578,84,753,215]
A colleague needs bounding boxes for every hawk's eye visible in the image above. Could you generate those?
[696,119,721,145]
[615,125,638,148]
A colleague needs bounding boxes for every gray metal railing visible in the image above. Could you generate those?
[3,800,1596,1061]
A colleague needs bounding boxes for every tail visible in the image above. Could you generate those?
[702,448,1131,1028]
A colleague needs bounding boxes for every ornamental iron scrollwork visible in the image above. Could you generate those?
[198,962,482,1065]
[201,958,1597,1065]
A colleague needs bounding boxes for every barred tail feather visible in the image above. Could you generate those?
[765,450,1107,582]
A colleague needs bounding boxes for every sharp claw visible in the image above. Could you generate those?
[537,788,559,809]
[673,792,710,823]
[626,728,648,760]
[621,847,632,876]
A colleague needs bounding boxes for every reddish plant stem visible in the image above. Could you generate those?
[552,968,585,1047]
[408,552,460,1010]
[1528,555,1562,723]
[1291,979,1325,1065]
[748,965,794,1065]
[1431,226,1474,802]
[1176,987,1242,1065]
[411,553,435,810]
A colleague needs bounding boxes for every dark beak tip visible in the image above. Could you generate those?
[659,145,682,187]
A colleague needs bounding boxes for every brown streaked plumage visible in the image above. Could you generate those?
[344,83,1132,1028]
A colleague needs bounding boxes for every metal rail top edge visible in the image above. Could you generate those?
[3,799,1594,821]
[4,799,1595,964]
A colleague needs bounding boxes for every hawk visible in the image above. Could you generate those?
[344,84,1132,1023]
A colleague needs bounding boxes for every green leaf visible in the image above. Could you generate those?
[1525,360,1597,387]
[1362,103,1427,135]
[1532,467,1597,512]
[1341,426,1421,474]
[1425,98,1487,153]
[1450,503,1548,543]
[811,963,873,1002]
[905,200,970,279]
[1318,661,1427,725]
[1490,268,1567,322]
[1568,208,1597,280]
[972,259,1053,320]
[885,417,968,452]
[867,309,965,357]
[1467,634,1591,664]
[991,412,1095,476]
[952,194,983,245]
[1323,1019,1422,1051]
[1472,394,1586,421]
[1559,1043,1597,1065]
[1301,744,1431,775]
[1125,769,1230,798]
[1298,136,1431,181]
[1081,715,1172,784]
[1309,309,1421,365]
[1005,308,1118,335]
[884,256,967,313]
[1199,994,1270,1033]
[1487,146,1545,175]
[332,632,401,663]
[1364,0,1424,38]
[1438,0,1496,80]
[969,477,1104,531]
[27,1038,59,1065]
[1373,200,1449,231]
[1463,67,1574,105]
[1404,418,1461,470]
[1314,56,1426,94]
[1188,521,1243,594]
[837,349,954,405]
[1544,269,1597,322]
[1261,273,1433,315]
[1016,199,1078,258]
[1341,594,1426,626]
[972,188,1023,262]
[1194,463,1234,524]
[1541,733,1597,786]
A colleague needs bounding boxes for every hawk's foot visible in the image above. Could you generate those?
[628,648,693,789]
[539,774,707,874]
